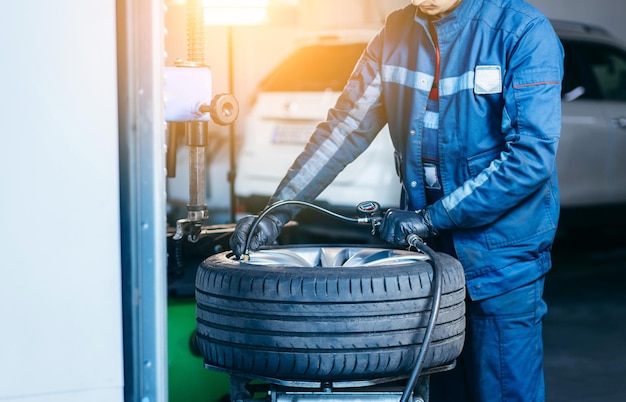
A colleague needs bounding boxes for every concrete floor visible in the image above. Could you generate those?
[544,231,626,401]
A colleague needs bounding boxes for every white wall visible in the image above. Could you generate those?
[0,1,124,401]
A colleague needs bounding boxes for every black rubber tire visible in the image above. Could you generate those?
[195,245,466,382]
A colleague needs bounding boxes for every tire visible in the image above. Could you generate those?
[195,245,466,382]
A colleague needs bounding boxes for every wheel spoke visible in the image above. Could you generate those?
[246,246,427,267]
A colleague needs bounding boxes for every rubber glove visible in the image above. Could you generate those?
[229,213,286,258]
[378,208,438,246]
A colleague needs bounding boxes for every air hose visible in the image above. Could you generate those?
[243,201,444,402]
[242,200,367,260]
[401,233,443,402]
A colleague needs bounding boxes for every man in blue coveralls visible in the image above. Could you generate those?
[230,0,564,400]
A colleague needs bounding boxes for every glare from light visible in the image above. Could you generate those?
[203,0,270,26]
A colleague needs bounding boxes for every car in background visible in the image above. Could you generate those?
[235,21,626,233]
[235,30,399,233]
[553,20,626,226]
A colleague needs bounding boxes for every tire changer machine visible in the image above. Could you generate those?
[164,58,459,402]
[164,3,463,402]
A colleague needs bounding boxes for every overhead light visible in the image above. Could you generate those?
[203,0,270,26]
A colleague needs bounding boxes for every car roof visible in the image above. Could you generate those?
[550,19,625,48]
[551,20,612,38]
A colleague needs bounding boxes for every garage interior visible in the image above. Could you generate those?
[1,1,625,402]
[164,3,626,401]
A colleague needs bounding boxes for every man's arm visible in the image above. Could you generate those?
[429,17,564,231]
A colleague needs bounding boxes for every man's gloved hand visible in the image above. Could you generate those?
[378,208,438,246]
[229,213,285,258]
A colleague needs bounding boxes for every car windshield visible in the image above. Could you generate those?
[259,43,367,92]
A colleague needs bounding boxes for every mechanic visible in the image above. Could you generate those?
[230,0,563,400]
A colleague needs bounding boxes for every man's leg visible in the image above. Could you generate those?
[466,277,548,401]
[429,277,547,402]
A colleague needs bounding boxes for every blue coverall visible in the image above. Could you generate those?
[269,0,564,400]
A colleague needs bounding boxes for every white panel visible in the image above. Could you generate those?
[0,389,124,402]
[164,66,214,122]
[0,0,124,400]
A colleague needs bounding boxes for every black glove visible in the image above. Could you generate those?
[229,213,285,258]
[378,208,438,246]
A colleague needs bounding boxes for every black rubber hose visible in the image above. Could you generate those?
[400,234,443,402]
[242,200,362,259]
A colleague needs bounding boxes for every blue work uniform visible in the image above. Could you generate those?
[268,0,563,400]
